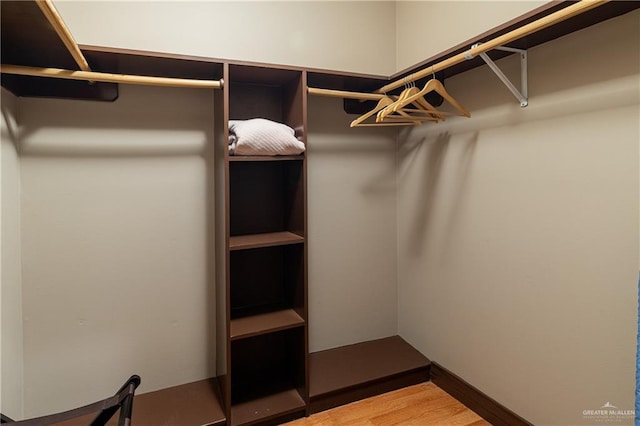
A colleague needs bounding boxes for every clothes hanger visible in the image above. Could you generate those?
[376,86,442,123]
[351,96,422,127]
[379,77,470,122]
[375,76,444,123]
[394,87,445,121]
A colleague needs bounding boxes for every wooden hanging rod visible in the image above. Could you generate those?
[307,87,385,101]
[308,0,608,100]
[376,0,608,94]
[35,0,91,72]
[0,65,223,89]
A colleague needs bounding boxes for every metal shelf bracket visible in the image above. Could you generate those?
[465,43,528,107]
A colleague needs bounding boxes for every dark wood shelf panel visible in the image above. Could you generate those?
[57,378,226,426]
[309,336,430,414]
[231,388,305,426]
[132,378,226,426]
[230,309,304,340]
[230,231,304,251]
[1,1,118,101]
[229,155,304,162]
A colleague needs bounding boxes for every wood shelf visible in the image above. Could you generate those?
[230,231,304,251]
[230,388,305,426]
[231,309,304,340]
[132,378,226,426]
[229,155,304,162]
[58,378,226,426]
[309,336,430,414]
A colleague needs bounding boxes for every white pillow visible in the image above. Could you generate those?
[229,118,305,156]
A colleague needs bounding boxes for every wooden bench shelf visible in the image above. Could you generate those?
[132,378,226,426]
[309,336,431,414]
[57,336,428,425]
[59,378,227,426]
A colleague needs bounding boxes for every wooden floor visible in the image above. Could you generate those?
[285,383,489,426]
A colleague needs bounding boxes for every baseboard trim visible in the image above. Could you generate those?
[431,362,533,426]
[1,414,15,424]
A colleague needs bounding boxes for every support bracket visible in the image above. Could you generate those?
[466,43,528,107]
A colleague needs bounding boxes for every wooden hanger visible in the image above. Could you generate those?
[376,86,442,123]
[378,78,470,122]
[394,87,445,121]
[351,96,421,127]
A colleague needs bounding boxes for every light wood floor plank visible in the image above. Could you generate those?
[285,383,489,426]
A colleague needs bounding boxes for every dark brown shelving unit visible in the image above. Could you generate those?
[216,63,308,426]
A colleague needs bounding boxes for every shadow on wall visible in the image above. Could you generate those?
[394,10,639,257]
[15,85,214,158]
[15,82,220,412]
[307,96,399,197]
[397,130,478,257]
[0,92,20,153]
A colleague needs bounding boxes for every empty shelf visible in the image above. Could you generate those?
[231,309,305,340]
[230,231,304,251]
[231,388,305,426]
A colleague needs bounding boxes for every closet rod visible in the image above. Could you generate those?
[375,0,607,94]
[0,65,223,89]
[35,0,91,72]
[307,87,385,101]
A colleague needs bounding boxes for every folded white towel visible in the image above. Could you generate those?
[228,118,305,156]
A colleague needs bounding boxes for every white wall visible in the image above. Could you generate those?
[1,88,24,419]
[18,85,216,417]
[396,10,639,425]
[307,97,398,352]
[395,1,546,72]
[53,1,397,76]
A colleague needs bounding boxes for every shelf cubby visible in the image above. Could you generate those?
[230,244,304,320]
[228,64,304,135]
[230,328,306,405]
[229,159,304,237]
